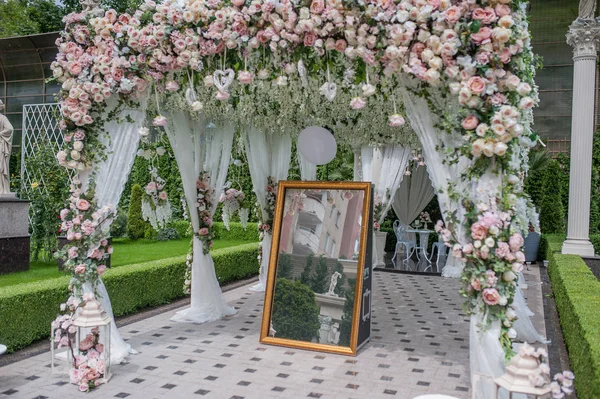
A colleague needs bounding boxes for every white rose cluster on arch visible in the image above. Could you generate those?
[52,0,539,356]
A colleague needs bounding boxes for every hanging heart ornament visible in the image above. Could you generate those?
[319,82,337,102]
[213,69,235,93]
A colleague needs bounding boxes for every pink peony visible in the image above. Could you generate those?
[216,91,230,101]
[471,222,488,240]
[97,265,107,276]
[467,76,486,95]
[509,233,524,252]
[462,115,479,130]
[482,288,500,305]
[76,199,90,211]
[238,71,254,84]
[495,242,510,259]
[198,227,209,236]
[444,6,462,24]
[79,337,94,351]
[95,343,104,353]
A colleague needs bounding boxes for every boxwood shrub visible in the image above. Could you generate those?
[0,243,258,353]
[212,222,260,241]
[545,239,600,399]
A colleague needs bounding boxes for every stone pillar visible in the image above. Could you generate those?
[562,21,600,257]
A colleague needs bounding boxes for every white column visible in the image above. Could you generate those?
[562,21,600,257]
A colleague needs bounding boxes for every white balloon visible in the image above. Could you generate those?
[297,126,337,165]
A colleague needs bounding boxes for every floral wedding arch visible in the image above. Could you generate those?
[52,0,539,396]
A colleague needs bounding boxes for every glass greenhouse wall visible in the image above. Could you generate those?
[0,32,61,152]
[0,2,591,154]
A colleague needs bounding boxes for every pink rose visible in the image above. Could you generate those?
[198,227,209,236]
[471,279,481,291]
[462,115,479,130]
[304,32,317,47]
[97,265,107,276]
[158,191,168,200]
[79,337,94,351]
[68,247,78,259]
[75,264,86,274]
[467,76,487,95]
[444,6,462,24]
[515,251,526,263]
[76,199,90,211]
[388,114,406,127]
[232,0,244,6]
[482,288,500,305]
[310,0,324,14]
[495,4,511,17]
[88,348,99,359]
[79,384,88,392]
[486,270,498,287]
[509,233,524,252]
[471,27,492,44]
[463,243,474,254]
[70,369,81,384]
[238,71,254,84]
[471,222,488,240]
[96,343,104,353]
[335,39,347,52]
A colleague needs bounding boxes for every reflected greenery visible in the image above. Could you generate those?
[271,278,320,342]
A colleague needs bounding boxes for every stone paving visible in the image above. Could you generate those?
[0,268,549,399]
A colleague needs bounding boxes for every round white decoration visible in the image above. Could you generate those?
[297,126,337,165]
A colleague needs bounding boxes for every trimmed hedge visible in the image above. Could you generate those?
[0,243,258,352]
[545,238,600,399]
[213,222,260,242]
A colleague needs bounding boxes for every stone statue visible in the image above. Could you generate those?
[578,0,597,21]
[327,323,340,345]
[80,0,104,16]
[0,100,14,195]
[269,322,276,337]
[326,271,342,296]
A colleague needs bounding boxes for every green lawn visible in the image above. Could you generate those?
[0,238,255,288]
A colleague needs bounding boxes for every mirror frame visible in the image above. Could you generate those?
[260,181,372,356]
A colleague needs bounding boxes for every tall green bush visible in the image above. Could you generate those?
[127,184,146,239]
[539,159,565,233]
[271,278,320,341]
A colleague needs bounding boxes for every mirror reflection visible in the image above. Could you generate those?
[270,188,364,347]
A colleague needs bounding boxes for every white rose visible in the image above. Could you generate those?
[449,82,461,95]
[498,296,508,306]
[489,225,499,236]
[471,138,485,157]
[275,76,288,86]
[506,308,516,319]
[484,237,495,248]
[429,56,443,70]
[139,127,150,137]
[503,271,516,282]
[508,175,519,184]
[494,142,508,156]
[73,141,84,151]
[473,240,482,249]
[516,82,532,96]
[70,150,81,160]
[156,147,166,156]
[191,101,203,112]
[498,15,514,28]
[476,123,488,137]
[421,49,434,63]
[483,141,494,157]
[203,75,214,87]
[507,328,517,339]
[362,83,376,97]
[492,27,511,44]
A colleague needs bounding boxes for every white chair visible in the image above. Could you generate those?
[391,221,416,270]
[427,235,448,272]
[0,344,6,355]
[413,395,461,399]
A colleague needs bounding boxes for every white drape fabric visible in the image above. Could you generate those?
[401,86,508,399]
[164,111,237,323]
[245,127,292,292]
[360,145,411,265]
[298,152,317,181]
[513,282,549,344]
[392,164,435,226]
[78,95,148,364]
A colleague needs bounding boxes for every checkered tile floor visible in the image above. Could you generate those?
[0,272,476,399]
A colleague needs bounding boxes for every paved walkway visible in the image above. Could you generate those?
[0,269,547,399]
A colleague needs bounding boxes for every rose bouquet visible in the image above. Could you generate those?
[142,168,172,230]
[219,186,247,230]
[196,172,215,254]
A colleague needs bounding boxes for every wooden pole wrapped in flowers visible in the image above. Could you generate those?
[52,0,542,389]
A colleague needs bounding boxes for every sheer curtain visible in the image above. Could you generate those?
[361,145,411,265]
[392,164,435,226]
[245,127,292,292]
[513,285,549,344]
[164,111,237,323]
[298,152,317,181]
[401,86,511,399]
[77,95,148,364]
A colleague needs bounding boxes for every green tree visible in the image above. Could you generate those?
[126,184,146,239]
[299,253,314,286]
[271,278,320,342]
[276,252,293,279]
[0,0,39,37]
[338,278,356,347]
[310,255,329,294]
[539,159,565,234]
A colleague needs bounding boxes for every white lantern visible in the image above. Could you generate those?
[297,126,337,165]
[492,351,552,399]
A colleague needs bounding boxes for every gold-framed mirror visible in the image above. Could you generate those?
[260,181,373,356]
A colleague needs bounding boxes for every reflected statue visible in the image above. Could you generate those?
[0,100,14,195]
[328,323,340,345]
[269,322,276,337]
[326,271,342,296]
[578,0,597,21]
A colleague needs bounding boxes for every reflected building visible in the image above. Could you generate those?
[279,189,362,260]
